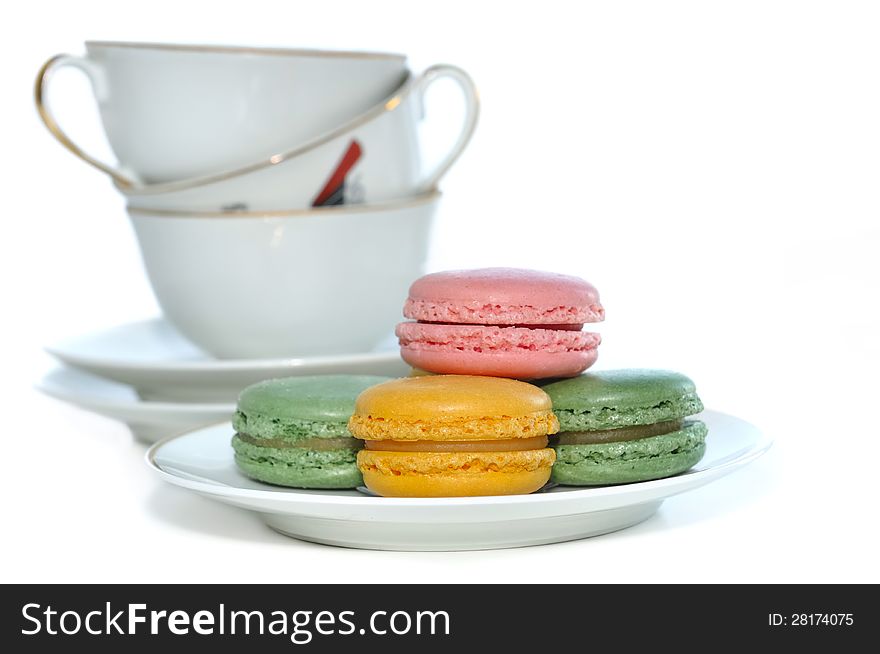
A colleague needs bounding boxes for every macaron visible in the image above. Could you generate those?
[395,268,604,380]
[231,375,391,489]
[542,370,707,485]
[349,375,559,497]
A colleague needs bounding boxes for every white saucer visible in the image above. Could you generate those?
[147,410,771,551]
[45,318,410,403]
[37,367,234,443]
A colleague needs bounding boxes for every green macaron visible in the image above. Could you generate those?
[542,369,707,486]
[231,375,391,489]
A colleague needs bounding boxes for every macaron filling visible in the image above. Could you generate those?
[553,422,707,465]
[396,322,601,354]
[550,421,707,486]
[363,435,549,452]
[555,420,683,445]
[402,298,604,325]
[235,433,361,451]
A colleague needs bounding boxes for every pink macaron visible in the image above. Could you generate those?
[395,268,604,379]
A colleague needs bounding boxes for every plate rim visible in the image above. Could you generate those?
[45,318,403,374]
[35,368,236,414]
[145,410,773,508]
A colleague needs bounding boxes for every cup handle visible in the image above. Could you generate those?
[34,54,139,188]
[412,64,480,192]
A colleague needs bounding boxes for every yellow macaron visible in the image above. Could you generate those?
[349,375,559,497]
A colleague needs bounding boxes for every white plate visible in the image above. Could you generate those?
[37,367,234,443]
[147,410,771,551]
[45,318,410,403]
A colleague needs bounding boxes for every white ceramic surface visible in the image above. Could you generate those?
[128,193,437,359]
[116,66,478,210]
[37,367,234,443]
[45,318,410,403]
[35,41,408,185]
[147,410,772,551]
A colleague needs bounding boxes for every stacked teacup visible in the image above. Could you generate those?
[36,41,478,359]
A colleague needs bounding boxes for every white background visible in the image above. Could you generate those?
[1,0,878,583]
